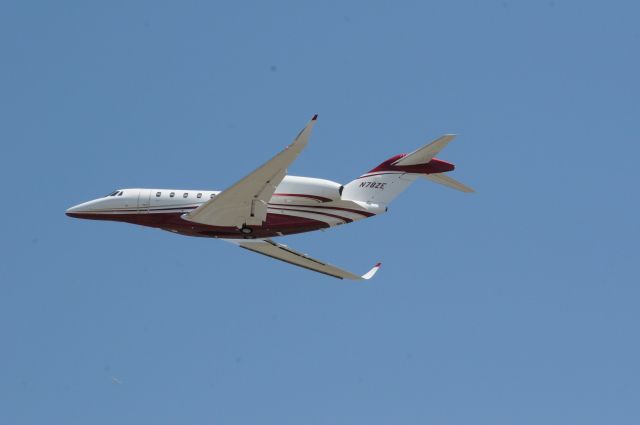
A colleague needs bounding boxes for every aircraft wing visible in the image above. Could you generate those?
[184,115,318,228]
[228,238,381,280]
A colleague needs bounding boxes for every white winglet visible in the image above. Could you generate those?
[361,262,382,280]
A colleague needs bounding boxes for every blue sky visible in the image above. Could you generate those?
[1,1,639,424]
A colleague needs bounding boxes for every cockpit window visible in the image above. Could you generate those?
[117,191,123,196]
[106,191,119,197]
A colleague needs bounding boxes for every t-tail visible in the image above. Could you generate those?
[341,134,474,205]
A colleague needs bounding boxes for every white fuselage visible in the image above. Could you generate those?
[66,176,385,239]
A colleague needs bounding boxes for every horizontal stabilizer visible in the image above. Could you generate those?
[392,134,456,166]
[425,173,474,193]
[228,238,381,280]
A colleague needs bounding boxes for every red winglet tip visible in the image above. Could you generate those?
[374,262,382,268]
[311,114,318,121]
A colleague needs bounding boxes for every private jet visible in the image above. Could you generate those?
[67,115,473,280]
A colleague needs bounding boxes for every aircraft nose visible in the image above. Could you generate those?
[66,204,82,217]
[66,200,96,218]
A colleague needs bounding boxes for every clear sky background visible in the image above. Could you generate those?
[1,1,639,424]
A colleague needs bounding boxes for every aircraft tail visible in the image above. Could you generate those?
[340,134,474,205]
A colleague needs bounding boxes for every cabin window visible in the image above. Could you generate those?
[170,192,175,198]
[183,193,188,198]
[156,192,161,197]
[197,193,202,198]
[210,193,215,199]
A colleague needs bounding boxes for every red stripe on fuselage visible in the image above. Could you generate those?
[267,203,375,217]
[269,206,354,223]
[272,193,333,202]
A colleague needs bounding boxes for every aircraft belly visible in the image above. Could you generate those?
[138,211,329,239]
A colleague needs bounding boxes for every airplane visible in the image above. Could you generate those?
[66,115,473,280]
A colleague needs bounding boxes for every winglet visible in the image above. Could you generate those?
[361,262,382,280]
[292,115,318,145]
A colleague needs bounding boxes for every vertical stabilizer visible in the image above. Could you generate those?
[341,170,420,205]
[341,134,471,205]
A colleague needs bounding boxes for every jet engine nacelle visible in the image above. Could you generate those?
[273,175,342,203]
